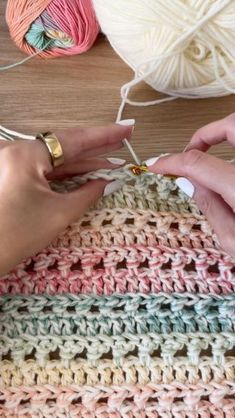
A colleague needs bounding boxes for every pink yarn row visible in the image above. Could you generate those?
[1,383,235,410]
[2,268,235,295]
[1,400,235,417]
[2,245,235,295]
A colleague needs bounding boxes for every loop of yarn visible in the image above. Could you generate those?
[93,0,235,114]
[6,0,99,57]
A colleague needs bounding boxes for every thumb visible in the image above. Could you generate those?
[58,179,107,225]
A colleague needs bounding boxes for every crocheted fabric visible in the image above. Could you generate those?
[1,169,235,417]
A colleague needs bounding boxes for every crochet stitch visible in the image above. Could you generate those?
[1,168,235,417]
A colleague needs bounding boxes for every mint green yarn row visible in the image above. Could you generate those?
[1,293,234,314]
[0,332,234,366]
[1,293,235,337]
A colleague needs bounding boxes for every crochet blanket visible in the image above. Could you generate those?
[0,171,235,417]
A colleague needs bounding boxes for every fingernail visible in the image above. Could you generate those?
[118,119,135,127]
[106,157,126,165]
[103,180,123,196]
[145,154,170,167]
[175,177,195,198]
[145,157,161,167]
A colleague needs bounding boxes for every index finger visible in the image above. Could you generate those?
[31,123,134,174]
[185,114,235,152]
[55,123,134,163]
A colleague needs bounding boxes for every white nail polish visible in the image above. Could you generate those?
[106,157,126,165]
[145,154,170,167]
[176,177,195,198]
[145,157,161,167]
[117,119,135,126]
[103,180,123,197]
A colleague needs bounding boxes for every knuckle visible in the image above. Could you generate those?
[70,127,84,138]
[183,149,204,175]
[196,191,213,216]
[0,144,23,166]
[0,143,32,184]
[66,127,85,140]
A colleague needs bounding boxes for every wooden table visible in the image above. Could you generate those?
[1,1,235,161]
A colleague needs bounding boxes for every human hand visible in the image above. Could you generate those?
[0,122,133,275]
[146,113,235,257]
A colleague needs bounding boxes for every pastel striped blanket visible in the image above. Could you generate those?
[0,172,235,417]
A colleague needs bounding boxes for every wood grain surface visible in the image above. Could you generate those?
[1,1,235,161]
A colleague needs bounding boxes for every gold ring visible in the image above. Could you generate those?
[36,132,64,168]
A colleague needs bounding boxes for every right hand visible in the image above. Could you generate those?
[147,113,235,257]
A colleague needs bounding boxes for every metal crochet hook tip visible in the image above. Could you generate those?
[130,164,179,179]
[130,164,149,175]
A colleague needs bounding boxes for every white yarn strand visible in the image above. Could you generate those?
[93,0,235,120]
[0,125,35,141]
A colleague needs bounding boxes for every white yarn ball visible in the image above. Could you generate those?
[93,0,235,100]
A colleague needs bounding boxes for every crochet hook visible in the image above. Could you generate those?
[130,163,178,179]
[120,124,176,178]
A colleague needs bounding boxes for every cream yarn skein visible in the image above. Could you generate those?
[93,0,235,118]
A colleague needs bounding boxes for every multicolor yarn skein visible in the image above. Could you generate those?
[6,0,99,57]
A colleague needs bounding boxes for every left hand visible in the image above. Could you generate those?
[0,123,132,275]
